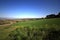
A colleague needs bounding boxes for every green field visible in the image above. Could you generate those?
[0,18,60,40]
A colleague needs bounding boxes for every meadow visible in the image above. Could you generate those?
[0,18,60,40]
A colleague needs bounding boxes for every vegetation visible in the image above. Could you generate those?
[8,18,60,40]
[0,18,60,40]
[0,12,60,40]
[0,20,10,25]
[46,12,60,18]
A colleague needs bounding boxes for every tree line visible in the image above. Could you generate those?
[46,12,60,18]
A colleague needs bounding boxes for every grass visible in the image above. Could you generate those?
[0,18,60,40]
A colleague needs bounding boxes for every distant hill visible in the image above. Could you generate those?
[0,17,7,20]
[0,17,43,20]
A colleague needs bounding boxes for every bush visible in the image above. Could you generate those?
[0,20,10,25]
[8,27,45,40]
[43,28,60,40]
[8,27,60,40]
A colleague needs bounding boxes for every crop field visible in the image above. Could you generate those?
[0,18,60,40]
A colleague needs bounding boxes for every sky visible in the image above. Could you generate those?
[0,0,60,18]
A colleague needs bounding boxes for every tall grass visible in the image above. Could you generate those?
[7,18,60,40]
[0,18,60,40]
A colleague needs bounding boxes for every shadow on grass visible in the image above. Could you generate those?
[8,27,60,40]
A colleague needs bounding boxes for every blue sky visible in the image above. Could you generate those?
[0,0,60,18]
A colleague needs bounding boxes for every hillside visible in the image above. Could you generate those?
[0,18,60,40]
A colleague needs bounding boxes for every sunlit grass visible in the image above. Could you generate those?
[0,18,60,40]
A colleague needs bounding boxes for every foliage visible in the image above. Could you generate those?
[46,12,60,18]
[8,18,60,40]
[0,20,10,25]
[0,18,60,40]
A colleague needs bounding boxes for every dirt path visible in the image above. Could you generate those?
[0,22,16,30]
[0,21,15,26]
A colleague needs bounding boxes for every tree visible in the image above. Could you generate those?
[46,14,56,18]
[56,12,60,18]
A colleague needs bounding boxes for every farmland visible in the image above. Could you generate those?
[0,18,60,40]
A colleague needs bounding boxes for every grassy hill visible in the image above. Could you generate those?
[0,18,60,40]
